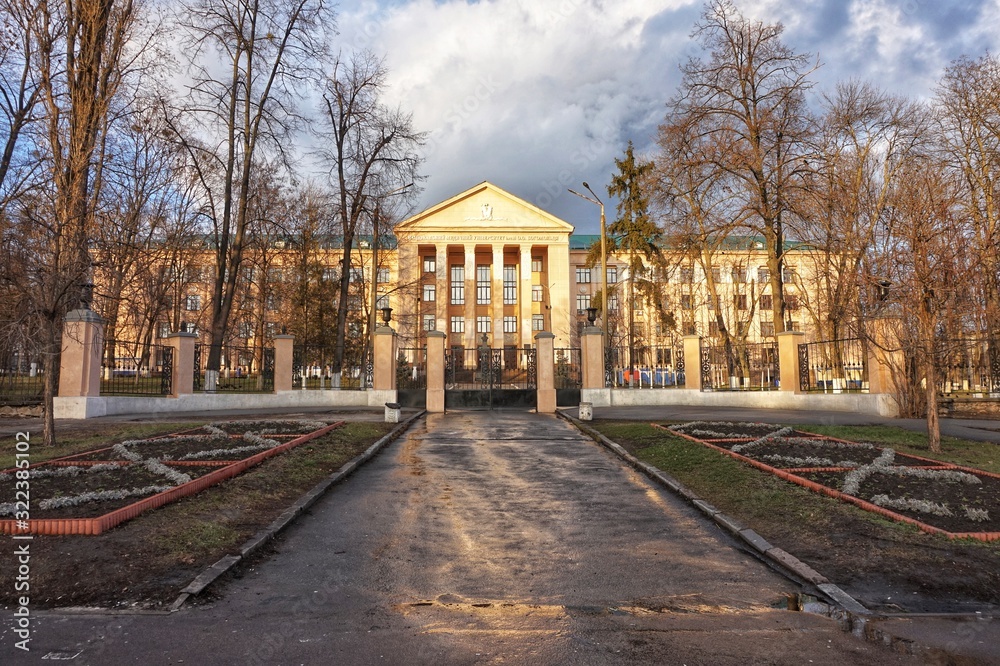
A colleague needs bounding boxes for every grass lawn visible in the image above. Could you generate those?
[588,420,1000,614]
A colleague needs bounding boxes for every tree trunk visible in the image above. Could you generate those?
[925,355,941,452]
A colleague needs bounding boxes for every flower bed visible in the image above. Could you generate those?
[660,421,1000,541]
[0,419,343,535]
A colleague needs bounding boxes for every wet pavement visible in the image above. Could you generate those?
[2,410,914,664]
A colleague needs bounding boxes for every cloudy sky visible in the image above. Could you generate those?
[333,0,1000,233]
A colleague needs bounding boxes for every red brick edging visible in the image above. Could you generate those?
[1,421,345,536]
[652,423,1000,543]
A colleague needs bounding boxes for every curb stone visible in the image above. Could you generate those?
[171,412,425,609]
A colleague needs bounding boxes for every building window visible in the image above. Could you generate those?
[503,265,517,304]
[680,267,694,283]
[782,266,798,283]
[732,266,747,283]
[607,266,618,284]
[423,283,436,302]
[734,294,747,310]
[450,316,464,333]
[503,316,517,333]
[531,256,543,273]
[476,316,491,333]
[450,265,465,304]
[680,294,693,310]
[576,267,591,283]
[531,285,542,302]
[266,293,278,311]
[576,293,591,314]
[760,321,775,337]
[377,295,389,309]
[239,321,253,339]
[158,322,171,338]
[322,267,337,281]
[683,321,697,336]
[708,321,719,336]
[711,266,721,283]
[476,264,491,305]
[185,294,201,311]
[608,294,620,312]
[423,256,435,273]
[422,314,436,331]
[349,267,363,283]
[758,267,770,283]
[788,320,800,332]
[377,267,390,284]
[760,294,773,311]
[240,267,253,283]
[785,294,800,311]
[532,314,544,331]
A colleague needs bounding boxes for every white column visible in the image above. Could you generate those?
[464,243,476,349]
[436,243,448,335]
[519,244,533,348]
[492,244,504,347]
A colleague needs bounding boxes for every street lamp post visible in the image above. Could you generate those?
[366,182,412,388]
[569,184,608,376]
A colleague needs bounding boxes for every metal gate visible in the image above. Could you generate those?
[445,345,536,410]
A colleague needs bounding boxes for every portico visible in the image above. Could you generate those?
[395,182,574,350]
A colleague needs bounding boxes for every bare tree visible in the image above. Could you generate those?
[936,54,1000,339]
[880,158,967,451]
[317,50,422,387]
[167,0,332,390]
[0,0,45,206]
[803,81,927,342]
[19,0,146,445]
[671,0,817,334]
[655,110,749,365]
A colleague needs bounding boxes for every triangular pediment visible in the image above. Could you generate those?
[396,182,575,238]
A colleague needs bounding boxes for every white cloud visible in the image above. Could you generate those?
[327,0,1000,232]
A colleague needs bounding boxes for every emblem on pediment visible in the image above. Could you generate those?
[465,202,505,221]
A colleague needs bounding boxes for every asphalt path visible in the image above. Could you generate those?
[3,411,913,665]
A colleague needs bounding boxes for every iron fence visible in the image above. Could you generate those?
[292,344,368,390]
[445,346,536,389]
[700,340,778,391]
[100,340,173,396]
[397,347,427,390]
[605,345,685,388]
[193,343,274,393]
[0,348,44,406]
[554,348,582,389]
[798,338,868,393]
[937,338,1000,395]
